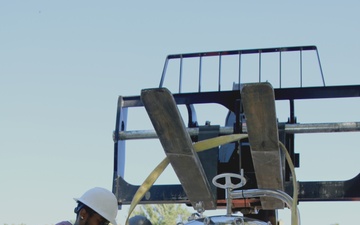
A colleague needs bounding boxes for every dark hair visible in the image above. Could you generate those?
[75,202,110,225]
[129,215,153,225]
[74,202,96,217]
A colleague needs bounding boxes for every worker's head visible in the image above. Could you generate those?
[74,187,118,225]
[129,215,153,225]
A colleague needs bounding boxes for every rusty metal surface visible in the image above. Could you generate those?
[241,83,284,209]
[141,88,216,210]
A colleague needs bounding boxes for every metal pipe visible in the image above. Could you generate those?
[232,189,293,210]
[226,188,232,217]
[231,189,301,225]
[284,121,360,133]
[116,121,360,140]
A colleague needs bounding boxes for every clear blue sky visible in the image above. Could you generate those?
[1,1,360,225]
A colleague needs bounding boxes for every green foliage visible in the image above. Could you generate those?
[132,204,192,225]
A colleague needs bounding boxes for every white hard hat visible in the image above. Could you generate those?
[74,187,118,225]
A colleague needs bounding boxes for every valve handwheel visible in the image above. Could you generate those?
[212,173,247,190]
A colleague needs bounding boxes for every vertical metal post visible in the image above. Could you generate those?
[259,51,262,82]
[300,49,303,87]
[159,57,169,88]
[198,56,202,92]
[279,51,282,88]
[114,97,128,178]
[179,55,183,93]
[316,49,326,86]
[226,188,232,217]
[238,51,242,85]
[218,53,222,91]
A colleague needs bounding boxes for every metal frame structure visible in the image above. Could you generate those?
[112,46,360,223]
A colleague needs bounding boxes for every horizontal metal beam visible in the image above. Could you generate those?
[166,45,317,60]
[116,122,360,141]
[285,173,360,201]
[114,173,360,206]
[120,85,360,108]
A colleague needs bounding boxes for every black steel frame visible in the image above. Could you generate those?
[113,84,360,208]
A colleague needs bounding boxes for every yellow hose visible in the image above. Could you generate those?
[279,141,299,225]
